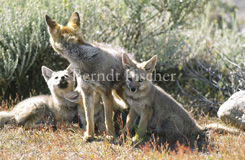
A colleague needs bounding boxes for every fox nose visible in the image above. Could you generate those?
[130,87,136,92]
[61,76,65,80]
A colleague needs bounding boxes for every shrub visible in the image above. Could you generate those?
[0,0,72,98]
[174,1,245,114]
[0,0,207,99]
[1,0,244,116]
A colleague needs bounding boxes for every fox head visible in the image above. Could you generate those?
[42,65,75,97]
[122,53,157,93]
[45,12,87,54]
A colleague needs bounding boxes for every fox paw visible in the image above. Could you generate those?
[132,136,138,142]
[105,135,115,142]
[132,135,143,143]
[83,135,94,142]
[83,132,94,142]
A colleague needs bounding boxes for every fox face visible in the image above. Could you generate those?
[122,54,157,93]
[42,65,75,97]
[45,12,87,54]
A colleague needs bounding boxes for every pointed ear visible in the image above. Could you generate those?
[144,55,158,73]
[122,53,134,69]
[66,64,74,76]
[42,66,53,82]
[45,15,57,28]
[67,12,80,28]
[64,91,79,103]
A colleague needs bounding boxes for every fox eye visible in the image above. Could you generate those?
[65,75,69,78]
[128,78,132,81]
[55,76,58,79]
[139,79,143,82]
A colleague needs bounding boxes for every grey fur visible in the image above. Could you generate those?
[64,90,105,132]
[122,54,239,149]
[45,12,130,140]
[0,66,77,128]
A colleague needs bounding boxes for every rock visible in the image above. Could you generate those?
[217,90,245,130]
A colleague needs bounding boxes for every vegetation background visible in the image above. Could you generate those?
[1,0,244,116]
[0,0,244,159]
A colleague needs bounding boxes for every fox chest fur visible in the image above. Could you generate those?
[123,86,155,116]
[49,98,77,122]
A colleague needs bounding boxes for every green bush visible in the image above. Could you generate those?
[0,0,207,99]
[0,0,72,97]
[173,1,245,114]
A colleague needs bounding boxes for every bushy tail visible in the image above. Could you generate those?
[0,111,15,128]
[204,123,240,134]
[112,90,128,110]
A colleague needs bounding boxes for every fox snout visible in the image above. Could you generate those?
[130,87,137,92]
[58,78,69,89]
[61,76,66,80]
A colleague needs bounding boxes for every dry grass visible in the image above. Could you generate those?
[0,115,244,159]
[0,98,244,159]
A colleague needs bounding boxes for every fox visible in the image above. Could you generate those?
[0,66,78,128]
[64,88,130,133]
[122,53,239,149]
[64,89,105,132]
[45,12,130,140]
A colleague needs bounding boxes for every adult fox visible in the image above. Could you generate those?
[45,12,129,141]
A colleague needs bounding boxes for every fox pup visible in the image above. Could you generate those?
[0,66,77,128]
[122,53,239,148]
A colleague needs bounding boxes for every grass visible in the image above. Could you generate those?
[0,1,244,158]
[0,108,244,159]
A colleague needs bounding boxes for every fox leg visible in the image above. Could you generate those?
[94,94,105,132]
[162,115,185,146]
[80,87,95,141]
[78,106,87,130]
[93,92,102,108]
[100,89,116,137]
[15,104,46,125]
[133,108,153,141]
[124,108,138,134]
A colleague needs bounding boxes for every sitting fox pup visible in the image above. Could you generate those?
[122,54,238,147]
[0,66,77,128]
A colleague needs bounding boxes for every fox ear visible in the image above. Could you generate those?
[144,55,157,73]
[68,12,80,28]
[66,64,74,76]
[45,15,57,28]
[122,53,134,69]
[42,66,54,82]
[64,91,79,103]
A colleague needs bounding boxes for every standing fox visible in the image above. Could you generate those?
[0,66,77,128]
[45,12,130,140]
[122,53,239,149]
